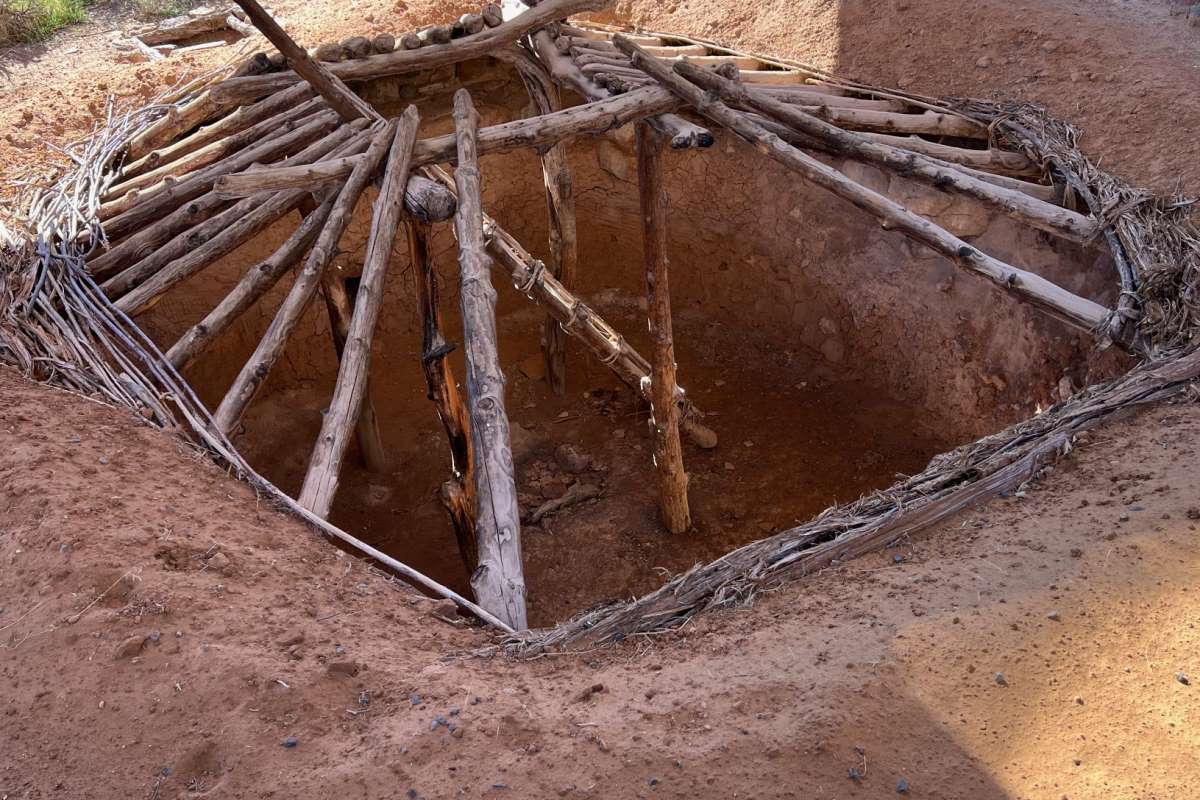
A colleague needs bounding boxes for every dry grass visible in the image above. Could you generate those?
[0,0,89,45]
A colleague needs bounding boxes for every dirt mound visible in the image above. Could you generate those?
[3,0,1200,797]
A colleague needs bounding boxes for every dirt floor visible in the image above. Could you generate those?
[3,1,1200,798]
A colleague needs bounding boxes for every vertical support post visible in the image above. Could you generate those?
[410,219,477,572]
[452,89,528,631]
[636,122,691,534]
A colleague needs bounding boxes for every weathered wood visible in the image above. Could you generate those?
[458,13,485,35]
[215,164,457,222]
[102,109,340,241]
[165,189,339,370]
[481,2,502,27]
[299,108,420,518]
[479,206,718,450]
[451,90,527,632]
[210,0,611,103]
[410,219,476,572]
[132,7,242,45]
[399,32,422,50]
[105,95,326,202]
[212,121,396,434]
[529,28,712,149]
[231,0,378,121]
[862,132,1039,178]
[636,122,691,534]
[215,84,682,193]
[615,35,1110,334]
[677,63,1097,244]
[341,35,372,59]
[111,120,369,310]
[225,13,256,37]
[317,267,390,475]
[498,46,578,396]
[127,89,232,162]
[231,51,272,78]
[371,33,395,53]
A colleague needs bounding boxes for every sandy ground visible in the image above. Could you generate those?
[2,0,1200,797]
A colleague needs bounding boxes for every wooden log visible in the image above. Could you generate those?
[676,63,1097,244]
[614,35,1110,334]
[399,31,422,50]
[132,8,238,45]
[226,13,257,37]
[231,51,272,78]
[636,122,691,534]
[127,89,231,163]
[529,29,712,149]
[341,35,372,59]
[317,267,390,475]
[481,208,718,450]
[299,108,420,517]
[420,24,453,45]
[312,42,346,62]
[210,0,612,103]
[103,109,341,241]
[451,90,527,632]
[458,13,485,35]
[862,132,1039,178]
[231,0,378,121]
[104,95,326,202]
[498,46,578,396]
[91,114,351,278]
[371,33,395,53]
[165,189,340,370]
[410,219,476,571]
[215,84,683,194]
[212,121,396,434]
[481,2,502,27]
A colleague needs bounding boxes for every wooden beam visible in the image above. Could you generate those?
[636,122,691,534]
[211,0,611,103]
[212,121,396,435]
[317,268,390,476]
[451,89,527,632]
[615,35,1110,335]
[676,63,1097,245]
[298,108,420,518]
[165,189,341,371]
[231,0,378,122]
[410,219,476,572]
[498,46,578,396]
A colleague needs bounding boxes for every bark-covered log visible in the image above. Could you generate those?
[411,219,476,572]
[481,2,502,27]
[636,122,691,534]
[126,89,232,163]
[299,108,420,518]
[212,121,396,434]
[615,35,1110,334]
[210,0,611,103]
[452,90,527,632]
[862,132,1038,178]
[676,63,1097,244]
[231,0,378,121]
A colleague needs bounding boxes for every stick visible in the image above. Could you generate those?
[636,123,691,533]
[299,108,420,518]
[614,35,1110,335]
[452,89,527,632]
[212,120,396,435]
[411,219,476,572]
[499,46,578,396]
[231,0,378,121]
[165,189,341,370]
[210,0,611,104]
[676,63,1098,245]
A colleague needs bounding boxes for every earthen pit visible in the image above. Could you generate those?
[132,59,1125,625]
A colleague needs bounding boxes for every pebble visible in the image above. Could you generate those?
[848,766,863,782]
[995,672,1008,687]
[1177,672,1190,686]
[1047,611,1060,621]
[896,777,910,794]
[98,456,109,465]
[282,736,298,748]
[334,644,346,655]
[724,462,735,471]
[648,777,660,786]
[1075,696,1084,705]
[410,693,422,706]
[431,714,449,730]
[975,56,991,68]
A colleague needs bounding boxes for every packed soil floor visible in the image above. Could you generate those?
[3,1,1200,798]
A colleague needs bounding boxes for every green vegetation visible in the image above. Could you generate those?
[0,0,90,45]
[131,0,195,18]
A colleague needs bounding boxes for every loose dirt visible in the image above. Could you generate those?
[2,1,1200,798]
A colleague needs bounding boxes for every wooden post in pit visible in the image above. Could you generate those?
[410,220,477,572]
[635,121,691,534]
[451,89,527,631]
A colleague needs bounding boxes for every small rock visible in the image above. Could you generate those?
[1075,696,1084,705]
[115,635,146,660]
[450,726,464,739]
[278,630,305,648]
[995,672,1008,687]
[429,598,458,618]
[1047,611,1060,621]
[648,776,659,786]
[327,660,362,677]
[334,644,346,656]
[724,462,736,471]
[554,443,591,474]
[98,456,109,465]
[896,777,910,794]
[975,56,991,69]
[1069,548,1083,558]
[848,766,863,782]
[1186,507,1200,520]
[1118,513,1130,522]
[409,693,422,706]
[282,736,298,748]
[206,551,232,574]
[1177,672,1191,686]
